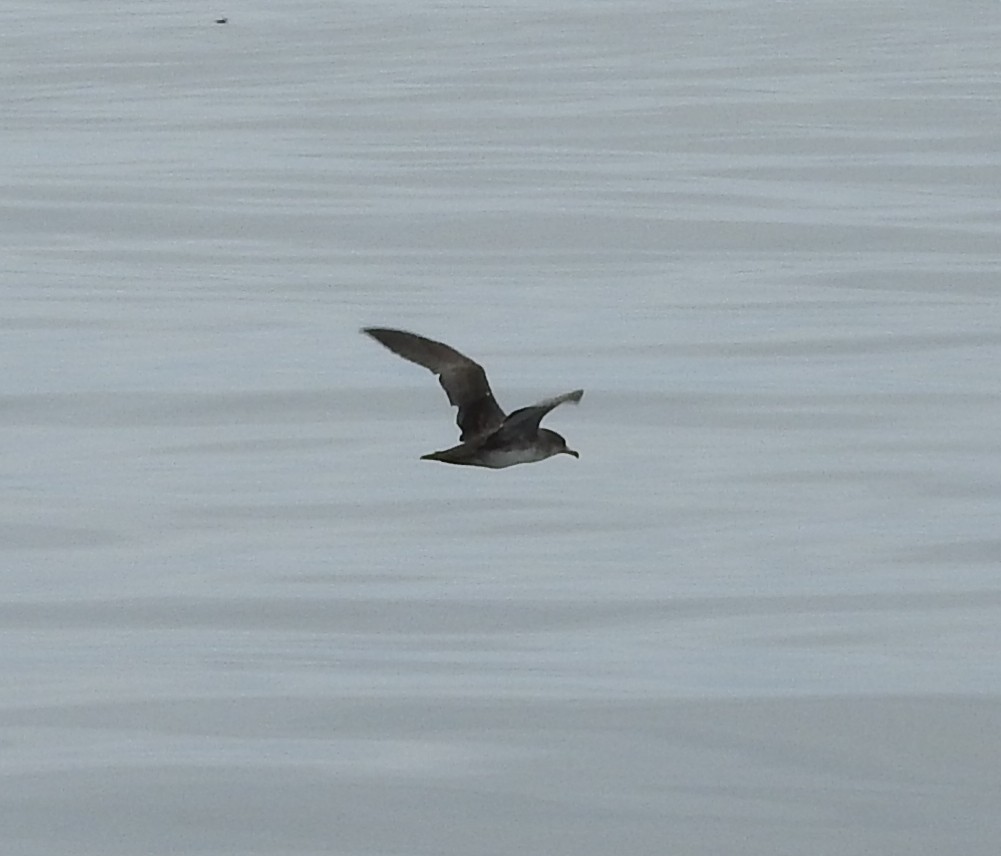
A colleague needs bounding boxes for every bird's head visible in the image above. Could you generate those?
[542,429,579,459]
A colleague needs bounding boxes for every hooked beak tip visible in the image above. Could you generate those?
[565,449,579,459]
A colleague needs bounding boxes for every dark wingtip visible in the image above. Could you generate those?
[362,327,394,344]
[362,326,406,340]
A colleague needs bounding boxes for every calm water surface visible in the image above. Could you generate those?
[3,1,1001,853]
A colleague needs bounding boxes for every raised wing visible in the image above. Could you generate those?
[497,389,584,439]
[362,327,506,440]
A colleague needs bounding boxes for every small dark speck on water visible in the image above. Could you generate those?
[215,17,228,24]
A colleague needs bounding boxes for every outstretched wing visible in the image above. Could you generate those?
[496,389,584,440]
[362,327,506,440]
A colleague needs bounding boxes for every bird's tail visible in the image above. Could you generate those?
[420,444,471,465]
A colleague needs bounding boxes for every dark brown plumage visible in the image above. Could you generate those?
[363,327,583,468]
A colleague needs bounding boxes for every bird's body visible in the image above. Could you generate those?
[363,327,582,468]
[420,427,571,468]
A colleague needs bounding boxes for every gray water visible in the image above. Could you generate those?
[3,1,1001,854]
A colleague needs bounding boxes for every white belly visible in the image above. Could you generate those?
[480,446,553,468]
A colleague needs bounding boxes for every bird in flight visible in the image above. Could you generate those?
[363,327,583,468]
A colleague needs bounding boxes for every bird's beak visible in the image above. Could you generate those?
[564,449,579,459]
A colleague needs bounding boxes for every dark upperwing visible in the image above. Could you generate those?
[362,327,507,440]
[492,389,584,441]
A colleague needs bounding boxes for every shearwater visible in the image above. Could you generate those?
[363,328,583,469]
